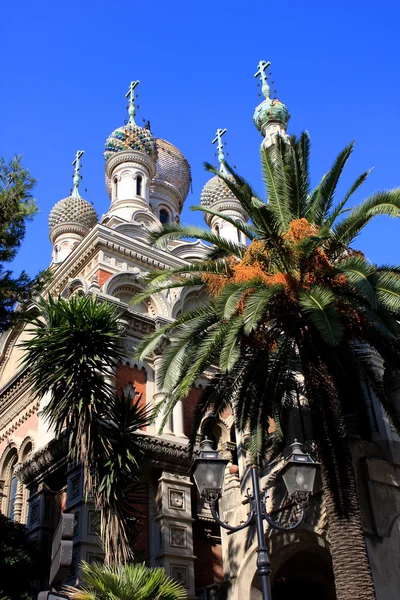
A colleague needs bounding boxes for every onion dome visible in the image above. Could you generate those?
[49,195,98,232]
[253,98,290,132]
[49,150,97,244]
[253,59,290,133]
[152,139,191,205]
[200,128,236,207]
[104,80,157,162]
[104,124,157,162]
[200,173,235,207]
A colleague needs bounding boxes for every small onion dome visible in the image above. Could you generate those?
[200,173,235,207]
[153,139,191,205]
[49,195,98,232]
[253,97,290,133]
[104,123,158,162]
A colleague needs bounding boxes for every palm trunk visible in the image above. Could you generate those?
[299,342,376,600]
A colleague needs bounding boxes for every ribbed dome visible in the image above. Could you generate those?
[104,124,158,162]
[253,98,290,132]
[152,139,191,204]
[200,174,236,207]
[49,196,98,231]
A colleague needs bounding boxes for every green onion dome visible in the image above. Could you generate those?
[200,174,235,207]
[253,97,290,133]
[49,196,98,232]
[104,123,158,162]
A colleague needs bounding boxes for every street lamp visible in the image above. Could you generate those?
[191,438,319,600]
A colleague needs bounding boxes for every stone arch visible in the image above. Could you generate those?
[18,437,34,524]
[200,409,234,448]
[172,286,208,319]
[0,321,33,388]
[18,436,34,463]
[235,529,333,600]
[103,272,166,317]
[61,277,89,298]
[0,443,18,517]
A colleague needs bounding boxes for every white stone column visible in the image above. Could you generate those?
[153,356,173,436]
[172,400,186,438]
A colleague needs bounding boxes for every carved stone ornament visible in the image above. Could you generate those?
[163,471,190,482]
[170,525,187,548]
[169,489,185,510]
[171,565,189,589]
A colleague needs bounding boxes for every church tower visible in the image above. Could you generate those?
[48,151,97,265]
[102,81,191,233]
[253,60,290,150]
[200,128,247,243]
[103,81,158,227]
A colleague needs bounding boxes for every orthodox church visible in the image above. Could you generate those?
[1,62,400,600]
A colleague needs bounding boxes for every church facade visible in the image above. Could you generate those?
[1,64,400,600]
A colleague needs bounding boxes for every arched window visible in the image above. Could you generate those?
[114,177,118,199]
[0,450,18,520]
[238,230,242,243]
[160,209,169,224]
[8,468,18,520]
[136,175,142,197]
[215,224,220,237]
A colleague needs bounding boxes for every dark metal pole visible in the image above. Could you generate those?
[251,466,272,600]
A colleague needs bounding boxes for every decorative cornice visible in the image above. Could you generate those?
[106,151,156,179]
[18,430,193,485]
[47,224,191,296]
[49,222,88,244]
[17,432,68,484]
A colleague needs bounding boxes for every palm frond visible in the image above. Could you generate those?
[325,169,372,227]
[299,285,344,345]
[329,189,400,254]
[148,223,245,258]
[310,141,354,226]
[260,143,293,230]
[243,284,284,334]
[219,316,244,372]
[190,204,257,240]
[336,255,377,307]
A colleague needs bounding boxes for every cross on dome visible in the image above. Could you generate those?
[71,150,84,198]
[212,128,228,174]
[254,60,271,99]
[125,80,140,126]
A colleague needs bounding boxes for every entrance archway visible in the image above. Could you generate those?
[238,530,336,600]
[249,542,336,600]
[271,548,336,599]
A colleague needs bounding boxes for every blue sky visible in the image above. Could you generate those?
[1,0,400,278]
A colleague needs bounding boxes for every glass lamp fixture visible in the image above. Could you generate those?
[281,439,319,501]
[191,438,228,502]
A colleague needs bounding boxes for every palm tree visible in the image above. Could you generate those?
[21,295,150,566]
[134,133,400,600]
[64,561,186,600]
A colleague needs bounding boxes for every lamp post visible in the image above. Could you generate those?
[191,438,319,600]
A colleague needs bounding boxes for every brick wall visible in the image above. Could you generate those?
[96,269,113,288]
[115,363,147,429]
[183,385,204,438]
[193,520,223,588]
